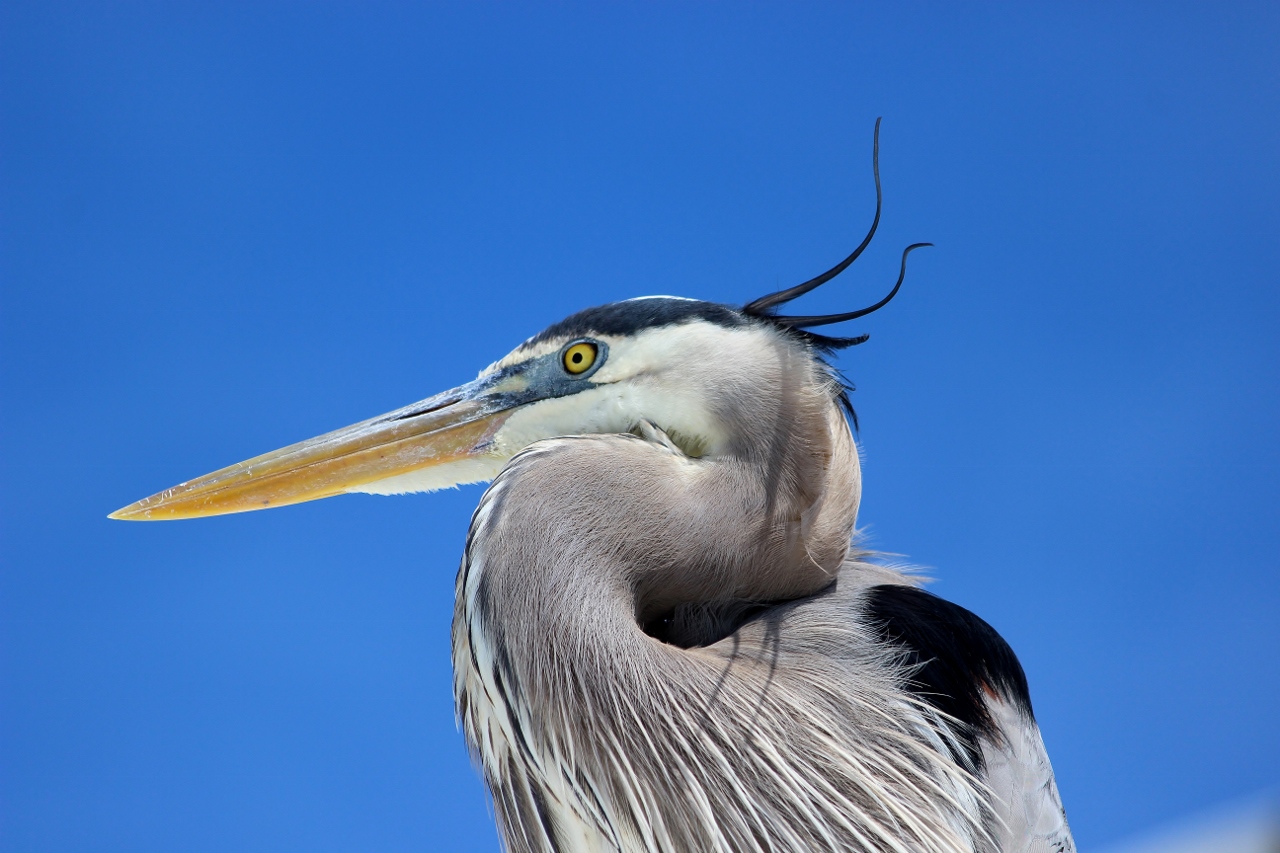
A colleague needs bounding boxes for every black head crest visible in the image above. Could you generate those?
[743,118,931,352]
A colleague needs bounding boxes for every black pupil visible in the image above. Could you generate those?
[572,352,583,363]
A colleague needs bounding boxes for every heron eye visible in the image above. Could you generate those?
[562,342,598,375]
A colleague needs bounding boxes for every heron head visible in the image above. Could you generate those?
[103,299,826,520]
[110,121,926,522]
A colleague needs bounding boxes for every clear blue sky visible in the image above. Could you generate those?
[2,3,1277,851]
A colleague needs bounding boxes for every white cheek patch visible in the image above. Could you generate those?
[589,323,771,451]
[612,383,725,456]
[490,327,743,458]
[492,386,636,457]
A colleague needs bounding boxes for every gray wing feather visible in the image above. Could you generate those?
[981,696,1075,853]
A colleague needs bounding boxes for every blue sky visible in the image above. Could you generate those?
[2,3,1277,850]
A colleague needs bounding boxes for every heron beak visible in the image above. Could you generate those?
[109,377,518,521]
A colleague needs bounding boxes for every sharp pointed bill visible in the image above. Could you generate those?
[109,339,613,520]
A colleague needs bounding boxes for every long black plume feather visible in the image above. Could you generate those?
[743,118,884,316]
[767,242,932,329]
[743,118,929,351]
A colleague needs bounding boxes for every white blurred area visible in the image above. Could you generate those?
[1098,792,1279,853]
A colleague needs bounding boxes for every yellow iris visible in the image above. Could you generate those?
[562,341,598,375]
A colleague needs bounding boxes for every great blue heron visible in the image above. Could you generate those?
[111,123,1074,853]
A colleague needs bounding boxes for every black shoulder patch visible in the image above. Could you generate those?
[864,584,1034,771]
[525,298,750,346]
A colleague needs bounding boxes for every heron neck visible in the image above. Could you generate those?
[451,405,881,851]
[457,389,861,669]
